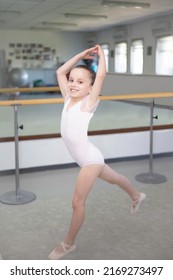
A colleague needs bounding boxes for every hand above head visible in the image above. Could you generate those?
[82,46,98,60]
[94,45,104,57]
[83,45,104,59]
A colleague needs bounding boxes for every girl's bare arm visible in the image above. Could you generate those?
[56,47,98,99]
[88,45,106,108]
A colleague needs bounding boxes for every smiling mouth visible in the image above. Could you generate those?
[70,88,78,93]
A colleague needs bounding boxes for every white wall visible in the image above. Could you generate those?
[0,29,85,86]
[101,73,173,96]
[0,129,173,171]
[96,13,173,74]
[1,12,173,85]
[0,29,85,65]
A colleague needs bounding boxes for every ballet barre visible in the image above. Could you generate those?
[0,86,60,94]
[0,91,173,106]
[0,91,173,204]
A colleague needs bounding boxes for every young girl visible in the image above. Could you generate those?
[48,45,146,260]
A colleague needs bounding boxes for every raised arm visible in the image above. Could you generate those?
[88,45,106,107]
[56,46,98,99]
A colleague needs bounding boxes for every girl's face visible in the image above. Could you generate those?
[68,68,92,99]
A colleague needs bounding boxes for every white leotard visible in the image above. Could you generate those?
[60,95,104,167]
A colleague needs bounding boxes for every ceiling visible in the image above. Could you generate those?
[0,0,173,32]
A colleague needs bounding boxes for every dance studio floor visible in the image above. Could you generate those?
[0,156,173,260]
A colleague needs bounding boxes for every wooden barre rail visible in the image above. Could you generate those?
[0,86,60,93]
[0,92,173,106]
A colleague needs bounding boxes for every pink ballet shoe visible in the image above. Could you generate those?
[48,241,76,260]
[131,193,146,214]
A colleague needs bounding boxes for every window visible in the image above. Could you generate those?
[114,42,127,73]
[156,36,173,75]
[101,44,109,72]
[130,39,143,74]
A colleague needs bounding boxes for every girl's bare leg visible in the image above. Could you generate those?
[99,164,140,201]
[63,163,140,248]
[63,164,104,246]
[49,164,104,258]
[49,164,103,259]
[49,163,144,259]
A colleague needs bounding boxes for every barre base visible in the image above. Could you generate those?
[135,172,167,184]
[0,190,36,205]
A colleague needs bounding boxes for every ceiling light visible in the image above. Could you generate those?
[65,13,107,20]
[42,22,77,27]
[0,10,21,16]
[101,1,150,9]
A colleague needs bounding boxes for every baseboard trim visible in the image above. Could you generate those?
[0,152,173,176]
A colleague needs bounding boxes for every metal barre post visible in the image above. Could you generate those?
[135,99,167,184]
[14,105,20,196]
[0,104,36,205]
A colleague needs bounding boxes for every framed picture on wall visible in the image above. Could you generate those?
[30,44,36,48]
[17,43,22,48]
[7,42,56,68]
[9,43,15,48]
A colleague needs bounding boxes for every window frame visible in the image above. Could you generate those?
[100,43,109,72]
[114,41,128,73]
[130,38,144,74]
[155,35,173,75]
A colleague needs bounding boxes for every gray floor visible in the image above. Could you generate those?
[0,156,173,260]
